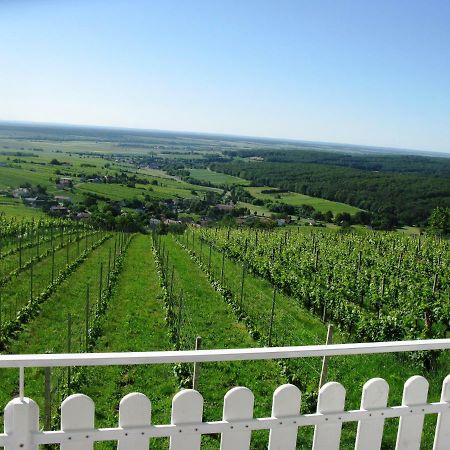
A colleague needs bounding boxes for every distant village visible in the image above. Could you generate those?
[2,173,309,232]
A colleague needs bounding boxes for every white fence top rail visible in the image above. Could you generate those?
[1,338,449,368]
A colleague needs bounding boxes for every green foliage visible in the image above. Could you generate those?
[428,207,450,235]
[214,160,450,226]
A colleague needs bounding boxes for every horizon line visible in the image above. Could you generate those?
[1,118,449,158]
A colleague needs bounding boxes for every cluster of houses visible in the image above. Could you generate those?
[10,186,90,220]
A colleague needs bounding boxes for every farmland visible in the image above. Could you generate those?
[245,186,362,215]
[0,124,449,447]
[188,168,251,187]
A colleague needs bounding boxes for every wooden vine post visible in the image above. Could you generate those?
[240,264,246,308]
[319,324,334,389]
[44,362,52,430]
[107,248,112,286]
[192,336,202,390]
[67,313,72,393]
[114,239,117,268]
[29,259,33,302]
[268,286,277,346]
[18,234,22,269]
[51,246,55,283]
[208,243,212,273]
[169,267,175,305]
[66,237,70,265]
[221,252,225,285]
[177,291,183,349]
[98,262,103,310]
[85,285,90,352]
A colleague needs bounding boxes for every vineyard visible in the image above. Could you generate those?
[193,227,450,346]
[151,229,450,448]
[0,217,449,448]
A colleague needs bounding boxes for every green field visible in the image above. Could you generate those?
[0,197,45,219]
[245,186,362,214]
[189,168,250,186]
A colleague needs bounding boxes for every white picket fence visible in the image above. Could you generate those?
[0,339,450,449]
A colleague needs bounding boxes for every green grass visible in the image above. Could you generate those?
[246,186,362,215]
[189,168,250,186]
[0,198,46,219]
[236,201,272,216]
[81,234,177,449]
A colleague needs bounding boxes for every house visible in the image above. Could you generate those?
[54,196,72,205]
[236,216,248,226]
[23,197,38,207]
[50,205,69,216]
[76,211,91,220]
[163,219,182,225]
[215,203,234,212]
[57,177,73,189]
[12,188,30,198]
[149,218,161,228]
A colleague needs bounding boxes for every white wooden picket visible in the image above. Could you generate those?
[396,375,429,450]
[355,378,389,450]
[61,393,95,450]
[170,389,203,450]
[312,381,346,450]
[268,384,301,450]
[433,374,450,450]
[220,387,254,450]
[3,397,39,450]
[118,393,151,449]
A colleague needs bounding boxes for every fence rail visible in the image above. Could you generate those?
[1,338,450,368]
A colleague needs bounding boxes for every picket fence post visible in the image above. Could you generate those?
[312,381,346,450]
[220,387,254,450]
[61,393,95,450]
[355,377,389,450]
[118,392,151,449]
[433,374,450,450]
[170,389,203,450]
[396,375,429,450]
[4,397,39,450]
[268,384,301,450]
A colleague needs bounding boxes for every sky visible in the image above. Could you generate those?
[1,0,450,153]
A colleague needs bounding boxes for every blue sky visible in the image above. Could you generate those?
[1,0,450,152]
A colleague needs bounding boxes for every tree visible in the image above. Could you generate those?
[428,207,450,235]
[335,212,352,227]
[353,210,372,225]
[323,210,333,223]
